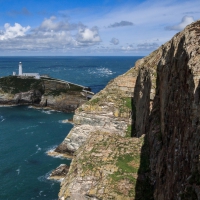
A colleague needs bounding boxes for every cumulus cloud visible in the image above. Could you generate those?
[165,16,195,31]
[0,16,101,52]
[35,16,78,32]
[0,23,30,40]
[76,27,101,46]
[108,21,134,28]
[110,37,119,45]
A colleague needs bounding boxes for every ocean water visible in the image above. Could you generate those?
[0,56,142,199]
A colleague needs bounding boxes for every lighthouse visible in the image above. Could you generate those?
[19,62,22,75]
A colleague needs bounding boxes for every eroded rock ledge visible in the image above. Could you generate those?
[55,20,200,199]
[0,76,88,112]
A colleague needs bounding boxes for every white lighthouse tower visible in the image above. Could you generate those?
[19,62,22,76]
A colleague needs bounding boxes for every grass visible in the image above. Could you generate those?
[0,76,44,94]
[124,97,132,109]
[0,76,83,96]
[109,153,139,196]
[90,98,100,105]
[126,125,132,137]
[110,154,139,182]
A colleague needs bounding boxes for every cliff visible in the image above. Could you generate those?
[53,20,200,199]
[0,76,89,112]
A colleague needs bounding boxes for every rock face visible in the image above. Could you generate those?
[147,21,200,199]
[49,164,69,181]
[59,131,144,200]
[54,20,200,199]
[55,68,137,155]
[0,76,87,112]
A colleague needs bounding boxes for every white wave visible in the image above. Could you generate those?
[30,145,42,156]
[45,146,68,160]
[0,105,17,107]
[45,145,57,153]
[39,191,43,196]
[42,110,52,114]
[25,131,34,135]
[16,167,20,175]
[58,119,69,124]
[35,145,42,153]
[51,154,65,159]
[18,125,38,131]
[38,170,62,183]
[37,171,52,183]
[88,67,115,77]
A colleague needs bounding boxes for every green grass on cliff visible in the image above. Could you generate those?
[110,153,140,196]
[0,76,83,96]
[0,76,44,94]
[45,83,83,96]
[124,97,132,109]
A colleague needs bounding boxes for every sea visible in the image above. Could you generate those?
[0,56,142,200]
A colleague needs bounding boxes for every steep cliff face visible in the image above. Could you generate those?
[53,20,200,200]
[147,20,200,199]
[0,76,87,112]
[55,69,137,156]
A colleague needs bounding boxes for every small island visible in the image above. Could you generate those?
[0,62,94,112]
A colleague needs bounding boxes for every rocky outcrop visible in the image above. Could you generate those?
[54,68,137,156]
[54,20,200,199]
[0,76,87,112]
[59,131,144,200]
[49,164,69,181]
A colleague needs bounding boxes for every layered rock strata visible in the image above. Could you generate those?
[55,67,138,156]
[55,20,200,199]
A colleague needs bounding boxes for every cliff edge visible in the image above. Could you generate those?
[0,76,89,112]
[54,20,200,199]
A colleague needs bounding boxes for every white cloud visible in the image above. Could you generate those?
[0,0,200,55]
[166,16,195,31]
[0,17,101,52]
[37,16,78,32]
[110,37,119,45]
[76,27,101,45]
[0,23,30,40]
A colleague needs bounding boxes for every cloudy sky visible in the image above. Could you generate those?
[0,0,199,56]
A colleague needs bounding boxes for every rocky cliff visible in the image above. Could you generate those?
[0,76,88,112]
[52,20,200,199]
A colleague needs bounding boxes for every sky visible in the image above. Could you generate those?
[0,0,199,56]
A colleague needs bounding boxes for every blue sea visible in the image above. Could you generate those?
[0,56,142,200]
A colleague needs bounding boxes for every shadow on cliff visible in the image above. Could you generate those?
[134,133,154,200]
[132,69,154,199]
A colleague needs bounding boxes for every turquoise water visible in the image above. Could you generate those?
[0,106,73,200]
[0,56,142,199]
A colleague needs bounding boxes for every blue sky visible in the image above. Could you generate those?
[0,0,199,56]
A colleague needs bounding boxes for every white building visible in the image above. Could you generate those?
[16,62,40,79]
[19,62,22,75]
